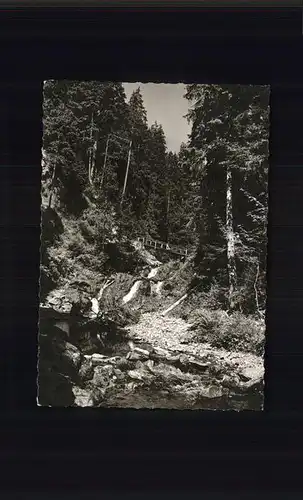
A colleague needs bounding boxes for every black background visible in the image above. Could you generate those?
[1,2,303,496]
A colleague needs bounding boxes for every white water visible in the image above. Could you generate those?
[122,267,160,305]
[147,267,158,279]
[122,280,143,304]
[91,298,99,316]
[155,281,163,296]
[89,279,115,318]
[97,279,114,301]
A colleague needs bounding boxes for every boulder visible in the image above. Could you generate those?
[133,347,150,358]
[188,359,210,372]
[177,354,190,370]
[239,366,264,383]
[38,370,75,407]
[43,282,93,319]
[126,350,149,362]
[237,377,264,393]
[72,386,94,407]
[145,359,155,371]
[92,365,114,386]
[107,356,123,365]
[113,368,125,381]
[58,341,83,372]
[199,385,225,399]
[78,357,94,383]
[91,353,108,366]
[127,370,144,381]
[115,357,134,370]
[53,319,70,337]
[221,374,241,389]
[40,337,83,383]
[87,387,107,406]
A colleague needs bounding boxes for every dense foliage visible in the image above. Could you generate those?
[42,81,269,316]
[184,84,269,314]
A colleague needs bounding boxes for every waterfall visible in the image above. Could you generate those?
[122,280,143,304]
[147,267,158,279]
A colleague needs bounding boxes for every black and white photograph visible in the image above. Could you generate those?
[38,81,269,410]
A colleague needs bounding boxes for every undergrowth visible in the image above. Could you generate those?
[188,308,265,356]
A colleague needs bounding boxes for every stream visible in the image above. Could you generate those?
[45,265,263,410]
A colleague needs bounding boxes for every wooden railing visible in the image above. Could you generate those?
[136,236,188,257]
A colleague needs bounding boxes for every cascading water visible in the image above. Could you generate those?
[147,267,158,279]
[122,280,143,304]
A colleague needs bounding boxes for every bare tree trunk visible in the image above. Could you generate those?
[226,165,237,311]
[162,293,188,316]
[88,113,94,185]
[91,137,97,182]
[120,139,132,209]
[100,135,110,189]
[166,189,170,243]
[254,259,261,318]
[48,163,57,208]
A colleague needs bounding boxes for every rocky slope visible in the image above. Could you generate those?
[38,245,264,410]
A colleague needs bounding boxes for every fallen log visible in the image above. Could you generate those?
[161,293,188,316]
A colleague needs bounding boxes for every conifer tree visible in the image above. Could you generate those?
[184,84,269,312]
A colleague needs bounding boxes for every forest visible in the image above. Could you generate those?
[39,81,269,409]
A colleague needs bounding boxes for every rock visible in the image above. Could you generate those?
[240,366,264,382]
[125,381,139,392]
[107,356,122,365]
[188,359,210,372]
[153,346,168,357]
[53,319,70,337]
[45,288,81,315]
[222,374,240,389]
[38,370,75,407]
[52,340,83,380]
[208,385,225,399]
[199,385,225,399]
[102,364,115,373]
[113,368,125,380]
[78,357,94,383]
[91,353,108,365]
[133,347,150,358]
[238,372,251,382]
[39,305,70,321]
[178,354,190,369]
[72,386,94,407]
[159,390,169,397]
[237,377,264,393]
[87,387,107,406]
[116,358,133,370]
[145,359,155,371]
[62,341,82,367]
[126,350,149,362]
[166,354,181,363]
[128,370,144,381]
[92,364,114,386]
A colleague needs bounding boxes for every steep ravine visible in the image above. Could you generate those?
[39,258,264,410]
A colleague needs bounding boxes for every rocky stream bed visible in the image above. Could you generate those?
[38,261,264,410]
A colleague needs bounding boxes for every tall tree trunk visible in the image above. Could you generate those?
[88,113,94,185]
[120,139,132,209]
[226,165,237,310]
[254,259,261,318]
[100,135,110,189]
[48,163,56,208]
[91,137,97,182]
[166,188,170,242]
[48,145,58,208]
